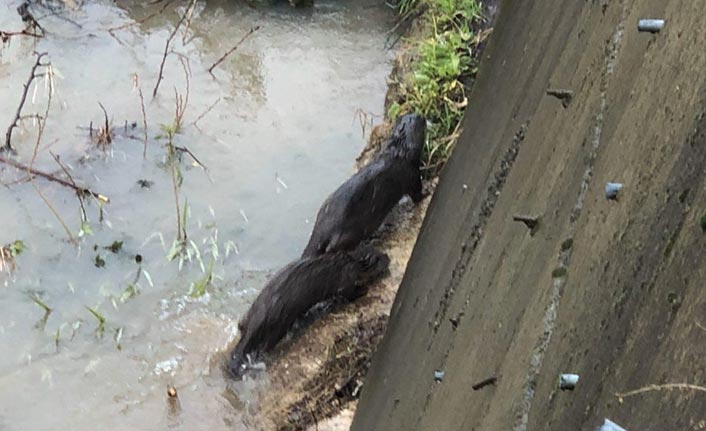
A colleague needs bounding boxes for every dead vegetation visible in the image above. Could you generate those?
[3,51,48,153]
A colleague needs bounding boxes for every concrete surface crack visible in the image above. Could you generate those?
[428,122,529,342]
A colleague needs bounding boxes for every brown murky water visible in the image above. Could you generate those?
[0,1,393,429]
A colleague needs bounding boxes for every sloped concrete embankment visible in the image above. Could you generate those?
[351,1,706,430]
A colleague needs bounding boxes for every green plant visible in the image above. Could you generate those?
[392,0,484,174]
[85,306,106,336]
[8,240,25,256]
[560,238,574,252]
[94,254,106,268]
[189,259,214,298]
[551,267,567,279]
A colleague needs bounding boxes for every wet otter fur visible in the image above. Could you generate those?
[302,113,426,257]
[227,246,389,378]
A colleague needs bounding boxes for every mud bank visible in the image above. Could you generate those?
[352,0,706,430]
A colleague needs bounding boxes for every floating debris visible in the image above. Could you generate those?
[559,373,580,390]
[637,19,664,33]
[434,370,445,382]
[605,182,623,200]
[597,418,628,431]
[154,357,181,376]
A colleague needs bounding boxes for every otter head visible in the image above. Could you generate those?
[226,322,261,379]
[387,113,426,162]
[352,247,390,285]
[226,343,249,379]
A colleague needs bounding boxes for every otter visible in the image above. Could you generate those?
[227,246,389,378]
[302,113,426,258]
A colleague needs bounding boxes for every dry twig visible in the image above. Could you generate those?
[50,151,88,223]
[191,97,221,131]
[207,26,260,76]
[96,102,112,147]
[139,88,148,158]
[25,60,77,244]
[0,28,43,43]
[175,145,208,172]
[107,0,176,43]
[153,6,189,98]
[174,56,191,128]
[616,383,706,403]
[4,52,48,152]
[181,0,198,44]
[0,155,108,202]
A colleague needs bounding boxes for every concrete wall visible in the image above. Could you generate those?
[351,1,706,430]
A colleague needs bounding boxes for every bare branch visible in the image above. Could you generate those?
[26,63,77,245]
[0,155,109,203]
[181,0,198,44]
[616,383,706,403]
[107,0,176,43]
[50,151,88,223]
[0,28,43,43]
[207,26,260,76]
[175,145,208,172]
[153,7,189,98]
[191,97,221,131]
[4,52,47,152]
[97,101,112,146]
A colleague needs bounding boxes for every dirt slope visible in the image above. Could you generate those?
[351,1,706,430]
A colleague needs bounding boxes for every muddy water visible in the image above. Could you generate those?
[0,1,393,429]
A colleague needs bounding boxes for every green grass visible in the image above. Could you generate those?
[85,306,106,336]
[30,293,52,314]
[551,267,568,279]
[390,0,484,174]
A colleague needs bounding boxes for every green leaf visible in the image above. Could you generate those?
[9,240,25,256]
[106,240,123,254]
[78,222,93,238]
[94,254,106,268]
[189,260,214,298]
[30,293,52,314]
[120,284,139,302]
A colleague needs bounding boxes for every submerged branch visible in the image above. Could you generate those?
[0,155,109,204]
[50,151,88,223]
[26,63,78,245]
[0,28,43,42]
[207,26,260,76]
[107,0,176,34]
